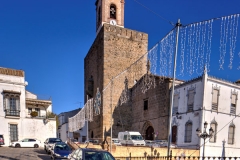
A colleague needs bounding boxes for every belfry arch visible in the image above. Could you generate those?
[142,121,154,140]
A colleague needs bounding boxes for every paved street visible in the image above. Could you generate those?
[0,146,51,160]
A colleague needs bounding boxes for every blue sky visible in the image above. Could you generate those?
[1,0,240,114]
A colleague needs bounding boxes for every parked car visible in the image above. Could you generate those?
[68,148,115,160]
[10,138,41,148]
[50,142,72,160]
[145,140,162,148]
[84,139,99,144]
[44,138,62,153]
[154,140,177,148]
[154,140,168,147]
[0,135,4,145]
[112,138,121,146]
[145,140,154,147]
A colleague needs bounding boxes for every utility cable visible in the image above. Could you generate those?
[133,0,175,26]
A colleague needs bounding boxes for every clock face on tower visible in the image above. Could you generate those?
[110,20,117,25]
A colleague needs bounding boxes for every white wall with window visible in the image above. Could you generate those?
[0,67,56,147]
[172,71,240,157]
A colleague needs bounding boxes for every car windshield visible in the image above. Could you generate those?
[85,151,114,160]
[130,135,143,140]
[49,138,62,143]
[55,144,71,151]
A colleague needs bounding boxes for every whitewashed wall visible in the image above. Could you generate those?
[201,77,240,157]
[0,118,56,147]
[173,73,240,157]
[173,78,204,148]
[0,70,56,147]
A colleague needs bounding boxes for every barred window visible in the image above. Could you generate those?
[209,122,217,143]
[228,124,235,144]
[212,89,219,112]
[187,90,194,112]
[184,121,192,143]
[3,93,20,111]
[230,94,237,115]
[3,92,20,117]
[9,124,18,142]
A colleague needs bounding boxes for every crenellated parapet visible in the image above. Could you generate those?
[104,23,148,41]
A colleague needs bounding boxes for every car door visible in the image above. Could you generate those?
[28,139,36,147]
[21,139,29,147]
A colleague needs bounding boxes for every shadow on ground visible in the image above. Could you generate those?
[0,155,18,160]
[34,148,51,160]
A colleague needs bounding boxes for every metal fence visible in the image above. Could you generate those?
[115,156,240,160]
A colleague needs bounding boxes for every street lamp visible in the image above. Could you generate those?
[196,121,214,158]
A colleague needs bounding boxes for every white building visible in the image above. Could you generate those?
[171,70,240,157]
[57,109,87,143]
[0,67,56,147]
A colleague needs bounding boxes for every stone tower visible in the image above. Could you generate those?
[84,0,148,141]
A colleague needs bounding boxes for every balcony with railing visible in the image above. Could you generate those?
[5,109,20,117]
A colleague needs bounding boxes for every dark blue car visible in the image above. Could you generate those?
[50,142,72,160]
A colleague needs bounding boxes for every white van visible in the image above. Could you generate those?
[118,131,145,146]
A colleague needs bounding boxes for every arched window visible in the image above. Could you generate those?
[110,4,116,19]
[228,123,235,144]
[3,92,20,116]
[184,120,192,143]
[209,121,217,143]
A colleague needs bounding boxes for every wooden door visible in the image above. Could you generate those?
[172,126,177,143]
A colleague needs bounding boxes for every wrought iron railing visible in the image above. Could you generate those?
[115,156,240,160]
[5,109,20,117]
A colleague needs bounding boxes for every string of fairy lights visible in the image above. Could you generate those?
[69,13,240,132]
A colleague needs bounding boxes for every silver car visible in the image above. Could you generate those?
[68,148,115,160]
[44,138,62,154]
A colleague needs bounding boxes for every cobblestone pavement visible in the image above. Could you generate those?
[0,146,51,160]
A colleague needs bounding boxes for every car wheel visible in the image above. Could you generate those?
[15,144,21,148]
[34,144,39,148]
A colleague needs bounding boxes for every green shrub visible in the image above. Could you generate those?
[30,111,38,117]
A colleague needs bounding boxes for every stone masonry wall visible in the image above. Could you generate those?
[84,23,148,140]
[102,24,148,139]
[84,25,104,140]
[131,77,173,140]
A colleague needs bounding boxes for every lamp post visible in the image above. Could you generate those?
[196,122,214,158]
